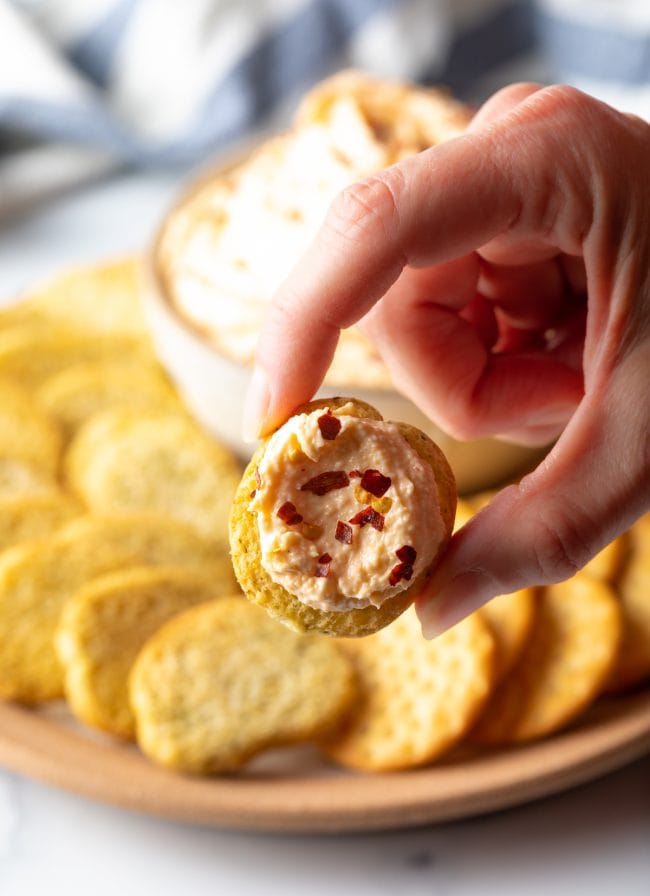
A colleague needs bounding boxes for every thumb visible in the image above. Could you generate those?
[416,343,650,637]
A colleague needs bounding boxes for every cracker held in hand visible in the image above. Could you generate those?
[56,565,236,739]
[230,397,456,637]
[130,597,357,773]
[472,575,621,745]
[0,513,225,703]
[66,409,241,548]
[323,607,494,771]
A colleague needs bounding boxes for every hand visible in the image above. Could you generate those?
[243,83,650,636]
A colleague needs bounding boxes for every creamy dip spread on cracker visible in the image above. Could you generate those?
[249,405,445,611]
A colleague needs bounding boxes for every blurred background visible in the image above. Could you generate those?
[1,0,649,221]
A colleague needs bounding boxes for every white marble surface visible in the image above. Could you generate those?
[0,172,648,895]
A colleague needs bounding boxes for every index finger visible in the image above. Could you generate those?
[245,87,590,438]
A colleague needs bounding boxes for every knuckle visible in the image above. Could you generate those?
[324,170,404,250]
[529,503,594,582]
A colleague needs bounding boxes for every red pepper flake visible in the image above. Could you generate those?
[316,553,332,577]
[360,468,391,497]
[349,469,362,478]
[317,412,341,440]
[349,506,385,531]
[335,521,353,544]
[396,545,416,565]
[276,501,303,525]
[388,562,413,586]
[300,470,349,496]
[249,489,257,499]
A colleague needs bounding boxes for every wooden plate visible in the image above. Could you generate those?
[0,690,648,832]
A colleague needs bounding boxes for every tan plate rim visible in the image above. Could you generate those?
[0,691,648,832]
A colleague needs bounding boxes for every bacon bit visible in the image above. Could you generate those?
[360,469,391,497]
[254,467,263,489]
[317,412,341,440]
[349,506,385,531]
[276,501,303,525]
[389,561,413,586]
[249,489,257,499]
[316,553,332,577]
[335,521,353,544]
[349,469,362,478]
[300,470,350,496]
[396,545,417,565]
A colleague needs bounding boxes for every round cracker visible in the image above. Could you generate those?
[65,409,240,549]
[37,361,180,440]
[472,575,621,745]
[0,493,80,551]
[130,597,357,773]
[16,257,149,338]
[454,498,536,683]
[323,608,494,771]
[581,535,628,583]
[0,380,62,474]
[56,565,236,739]
[606,518,650,692]
[0,512,226,703]
[0,459,58,498]
[0,327,151,390]
[229,397,456,637]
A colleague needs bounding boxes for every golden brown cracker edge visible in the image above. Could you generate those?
[229,397,456,637]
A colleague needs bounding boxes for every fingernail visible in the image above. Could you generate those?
[417,570,497,640]
[242,365,270,443]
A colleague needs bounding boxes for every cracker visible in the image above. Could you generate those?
[0,327,150,390]
[0,380,62,474]
[66,410,240,549]
[230,397,456,637]
[581,535,628,583]
[606,516,650,692]
[472,575,621,745]
[0,493,80,551]
[36,361,180,440]
[56,565,236,739]
[130,597,357,772]
[453,498,536,683]
[0,512,226,702]
[323,608,494,771]
[10,257,149,338]
[0,459,58,498]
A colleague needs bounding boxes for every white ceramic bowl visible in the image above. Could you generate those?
[145,161,544,495]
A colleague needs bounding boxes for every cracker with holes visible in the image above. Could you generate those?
[37,361,180,440]
[606,514,650,692]
[6,257,149,338]
[0,328,150,390]
[454,499,536,684]
[65,409,240,549]
[230,397,456,637]
[0,380,62,474]
[0,512,226,703]
[130,597,357,773]
[322,607,494,771]
[56,565,236,739]
[472,575,621,745]
[0,493,80,551]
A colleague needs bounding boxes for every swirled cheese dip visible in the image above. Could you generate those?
[157,73,468,389]
[249,406,445,611]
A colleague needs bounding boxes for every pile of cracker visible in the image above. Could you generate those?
[0,258,647,776]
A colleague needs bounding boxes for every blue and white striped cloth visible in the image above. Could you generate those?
[1,0,649,212]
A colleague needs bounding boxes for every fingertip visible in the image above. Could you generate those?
[241,364,271,443]
[415,568,499,639]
